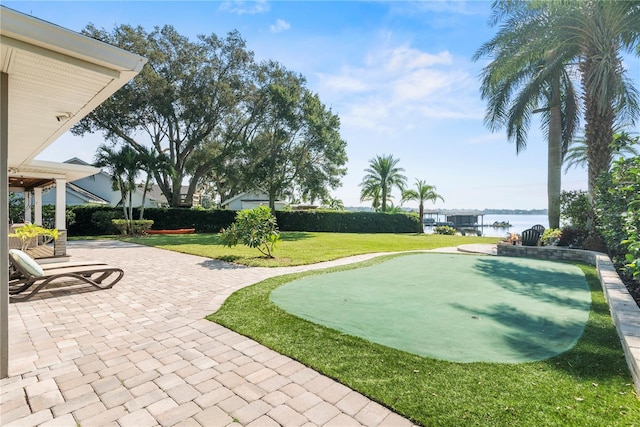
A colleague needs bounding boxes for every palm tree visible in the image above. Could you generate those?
[401,179,444,224]
[473,1,579,229]
[565,1,640,195]
[564,129,639,173]
[136,146,173,220]
[94,144,144,233]
[359,178,382,212]
[359,154,407,212]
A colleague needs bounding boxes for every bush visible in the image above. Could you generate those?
[91,210,124,235]
[541,228,562,246]
[8,223,59,251]
[596,157,640,281]
[560,190,589,229]
[276,210,421,233]
[68,206,421,236]
[557,226,589,248]
[220,206,280,257]
[112,219,154,235]
[434,225,456,235]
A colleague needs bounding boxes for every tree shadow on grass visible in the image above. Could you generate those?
[198,258,250,270]
[278,232,315,242]
[472,257,591,309]
[469,258,628,381]
[450,301,587,363]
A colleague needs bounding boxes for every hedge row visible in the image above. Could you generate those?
[67,206,421,236]
[275,210,421,233]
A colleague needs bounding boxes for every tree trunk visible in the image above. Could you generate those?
[419,202,424,226]
[139,178,150,220]
[547,74,562,229]
[581,45,615,234]
[269,191,276,214]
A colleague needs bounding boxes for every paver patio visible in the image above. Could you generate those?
[1,240,416,426]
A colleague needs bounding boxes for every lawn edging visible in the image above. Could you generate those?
[497,243,640,399]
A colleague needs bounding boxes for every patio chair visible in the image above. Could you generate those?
[531,224,546,234]
[8,249,124,302]
[521,228,541,247]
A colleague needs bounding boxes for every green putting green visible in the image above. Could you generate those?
[270,253,591,363]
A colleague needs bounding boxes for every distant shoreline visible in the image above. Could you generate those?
[346,207,548,215]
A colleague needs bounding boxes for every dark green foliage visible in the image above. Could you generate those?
[220,206,280,257]
[595,157,640,281]
[9,193,24,223]
[41,205,76,230]
[91,210,124,235]
[275,211,421,233]
[557,226,589,248]
[560,190,589,230]
[142,208,236,233]
[112,219,153,235]
[68,206,421,235]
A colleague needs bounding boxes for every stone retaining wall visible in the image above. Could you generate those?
[496,243,640,399]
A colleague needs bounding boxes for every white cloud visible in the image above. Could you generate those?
[219,0,269,15]
[317,73,369,93]
[270,18,291,33]
[316,41,482,131]
[385,47,452,71]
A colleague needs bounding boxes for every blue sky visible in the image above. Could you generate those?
[6,1,639,210]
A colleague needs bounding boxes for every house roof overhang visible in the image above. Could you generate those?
[1,6,147,170]
[8,159,100,191]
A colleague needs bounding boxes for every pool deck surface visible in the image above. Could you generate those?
[3,241,426,427]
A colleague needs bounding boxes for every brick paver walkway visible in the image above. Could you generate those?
[1,241,415,426]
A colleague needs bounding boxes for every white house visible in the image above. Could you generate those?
[221,191,287,211]
[40,158,159,208]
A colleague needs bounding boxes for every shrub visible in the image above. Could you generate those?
[112,219,153,235]
[560,190,589,229]
[557,226,589,248]
[68,206,421,236]
[41,205,76,229]
[8,223,59,251]
[541,228,562,246]
[91,210,124,235]
[220,206,280,258]
[596,157,640,281]
[276,210,421,233]
[434,225,456,235]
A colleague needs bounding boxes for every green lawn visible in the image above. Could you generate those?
[208,257,640,426]
[118,232,500,267]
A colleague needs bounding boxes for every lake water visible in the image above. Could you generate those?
[424,214,549,238]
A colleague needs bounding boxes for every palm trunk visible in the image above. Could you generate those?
[128,191,134,234]
[581,43,615,237]
[139,178,150,220]
[547,74,562,229]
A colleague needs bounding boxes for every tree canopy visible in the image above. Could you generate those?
[240,61,348,211]
[74,24,347,209]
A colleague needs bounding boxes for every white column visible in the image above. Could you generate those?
[24,190,32,223]
[55,178,66,230]
[34,187,43,225]
[1,71,9,379]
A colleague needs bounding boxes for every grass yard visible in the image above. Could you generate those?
[118,232,499,267]
[208,256,640,426]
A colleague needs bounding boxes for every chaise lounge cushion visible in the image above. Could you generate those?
[9,249,44,278]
